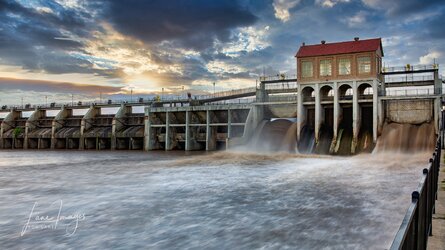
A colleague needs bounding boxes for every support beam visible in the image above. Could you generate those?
[227,107,232,138]
[314,83,321,143]
[24,108,42,149]
[352,80,359,154]
[372,79,378,142]
[330,81,339,153]
[51,106,70,149]
[206,110,216,151]
[297,85,304,141]
[80,105,100,150]
[185,110,191,151]
[144,107,151,151]
[165,111,170,150]
[112,104,131,150]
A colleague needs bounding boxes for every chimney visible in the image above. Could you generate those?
[354,37,359,41]
[302,42,305,46]
[321,40,326,44]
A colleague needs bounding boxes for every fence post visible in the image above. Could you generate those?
[412,190,420,249]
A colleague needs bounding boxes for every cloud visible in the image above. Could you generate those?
[220,26,271,57]
[343,11,368,28]
[361,0,444,17]
[101,0,257,50]
[315,0,350,8]
[272,0,301,22]
[419,51,441,65]
[0,0,101,75]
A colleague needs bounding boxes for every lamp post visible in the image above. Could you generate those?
[45,96,48,107]
[213,82,215,96]
[162,87,164,100]
[71,94,74,106]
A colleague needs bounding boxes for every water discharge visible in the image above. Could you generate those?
[247,119,436,155]
[374,122,435,153]
[248,119,299,153]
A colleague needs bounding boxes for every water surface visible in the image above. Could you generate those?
[0,150,430,249]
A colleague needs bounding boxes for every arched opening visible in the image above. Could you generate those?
[302,86,315,102]
[339,84,353,100]
[320,85,334,101]
[358,83,373,100]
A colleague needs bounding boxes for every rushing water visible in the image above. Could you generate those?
[0,149,431,249]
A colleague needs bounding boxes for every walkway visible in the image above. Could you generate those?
[428,151,445,249]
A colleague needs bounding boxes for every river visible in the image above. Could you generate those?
[0,150,430,249]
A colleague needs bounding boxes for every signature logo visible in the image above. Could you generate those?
[21,200,85,237]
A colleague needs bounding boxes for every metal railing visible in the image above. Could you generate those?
[383,64,438,73]
[264,82,298,91]
[381,88,441,97]
[390,136,441,249]
[1,87,258,111]
[196,87,256,100]
[259,74,297,82]
[204,97,256,105]
[385,75,435,84]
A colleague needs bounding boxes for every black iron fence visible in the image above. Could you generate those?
[390,135,442,250]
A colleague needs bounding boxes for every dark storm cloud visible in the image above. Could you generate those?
[420,8,445,40]
[103,0,258,49]
[0,0,98,74]
[375,0,444,17]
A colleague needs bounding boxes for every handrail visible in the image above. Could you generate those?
[0,86,258,111]
[383,64,438,73]
[380,87,442,97]
[385,75,435,83]
[390,134,442,249]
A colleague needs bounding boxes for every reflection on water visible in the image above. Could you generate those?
[0,150,430,249]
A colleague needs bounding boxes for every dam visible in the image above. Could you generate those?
[0,38,443,154]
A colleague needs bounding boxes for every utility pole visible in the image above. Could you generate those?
[129,87,134,102]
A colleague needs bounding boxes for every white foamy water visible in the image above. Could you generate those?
[0,150,431,249]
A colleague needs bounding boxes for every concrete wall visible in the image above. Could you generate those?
[385,99,433,124]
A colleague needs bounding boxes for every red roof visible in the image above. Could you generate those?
[296,38,383,58]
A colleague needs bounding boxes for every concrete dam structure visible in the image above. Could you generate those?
[0,38,443,154]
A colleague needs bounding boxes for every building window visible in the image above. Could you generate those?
[338,58,351,75]
[301,61,313,78]
[319,59,332,76]
[358,56,371,74]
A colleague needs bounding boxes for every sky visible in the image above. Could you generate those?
[0,0,444,105]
